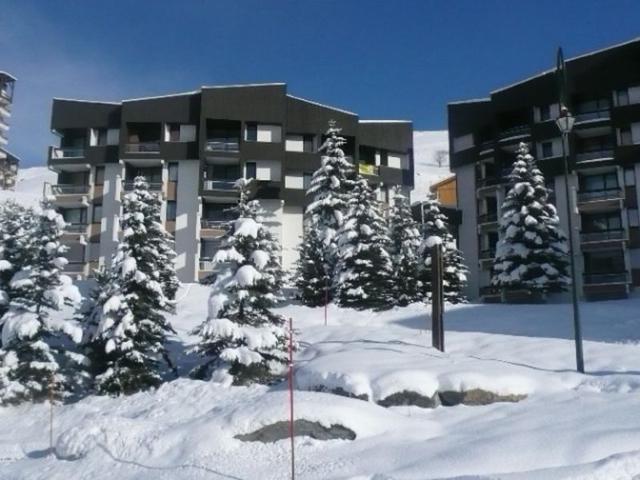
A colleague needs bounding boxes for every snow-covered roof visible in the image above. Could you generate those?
[0,71,16,81]
[286,94,357,116]
[202,82,286,89]
[359,120,412,124]
[122,90,199,103]
[53,98,121,105]
[491,36,640,94]
[0,148,21,161]
[447,98,491,106]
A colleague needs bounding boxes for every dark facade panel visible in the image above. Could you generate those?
[286,96,358,137]
[161,141,199,160]
[86,145,119,164]
[358,122,413,152]
[51,100,121,130]
[241,141,284,162]
[201,85,287,123]
[282,152,321,172]
[121,93,200,124]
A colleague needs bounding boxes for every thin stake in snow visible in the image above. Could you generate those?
[324,277,329,326]
[48,373,54,455]
[288,317,295,480]
[431,244,445,352]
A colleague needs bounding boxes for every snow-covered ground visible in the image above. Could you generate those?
[0,166,55,207]
[2,284,640,479]
[412,130,451,202]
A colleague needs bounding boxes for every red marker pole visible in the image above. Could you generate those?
[288,317,295,480]
[324,277,329,326]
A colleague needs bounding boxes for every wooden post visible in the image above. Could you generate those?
[431,243,445,352]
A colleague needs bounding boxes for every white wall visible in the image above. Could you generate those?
[174,160,201,282]
[631,122,640,144]
[106,129,120,146]
[536,137,562,159]
[282,205,303,272]
[455,163,479,299]
[284,173,304,189]
[250,160,281,181]
[257,124,282,143]
[628,86,640,105]
[99,162,124,267]
[453,133,474,153]
[388,153,408,169]
[180,125,196,142]
[285,135,304,152]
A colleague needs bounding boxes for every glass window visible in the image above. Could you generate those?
[584,250,625,274]
[62,208,87,224]
[245,123,257,142]
[200,239,222,259]
[541,141,553,158]
[629,209,640,227]
[168,163,179,182]
[539,105,551,121]
[166,123,180,142]
[166,201,177,221]
[582,212,622,232]
[245,162,257,180]
[582,173,618,192]
[303,172,313,189]
[620,127,633,145]
[92,204,102,223]
[625,168,636,186]
[94,166,105,186]
[617,89,630,106]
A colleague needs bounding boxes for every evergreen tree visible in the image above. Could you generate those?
[301,121,355,300]
[419,196,468,303]
[0,198,83,405]
[492,143,570,294]
[295,226,331,307]
[0,201,37,320]
[88,177,175,395]
[191,182,287,385]
[334,177,395,310]
[388,187,422,305]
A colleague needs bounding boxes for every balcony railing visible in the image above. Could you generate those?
[51,147,85,159]
[63,223,88,234]
[498,125,530,140]
[202,180,237,191]
[125,142,160,153]
[201,219,230,229]
[575,149,614,163]
[479,285,501,296]
[64,261,86,273]
[358,163,379,176]
[479,249,496,260]
[199,259,217,271]
[580,229,625,243]
[577,187,623,203]
[478,212,498,225]
[52,184,90,195]
[123,181,163,191]
[574,110,610,123]
[205,138,240,152]
[583,272,628,285]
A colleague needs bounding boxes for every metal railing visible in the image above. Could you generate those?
[52,184,90,195]
[498,124,530,140]
[205,138,240,152]
[63,223,88,233]
[358,163,379,176]
[478,212,498,225]
[202,180,237,191]
[580,229,625,243]
[575,149,614,163]
[201,219,229,229]
[479,249,496,260]
[64,261,86,273]
[583,272,628,285]
[574,110,610,123]
[577,187,623,203]
[123,181,163,191]
[125,142,161,153]
[51,147,85,159]
[479,285,501,296]
[199,259,217,271]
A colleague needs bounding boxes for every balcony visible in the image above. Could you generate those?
[358,163,379,176]
[63,223,88,234]
[205,138,240,153]
[575,149,614,164]
[479,249,496,261]
[64,261,86,274]
[580,229,625,244]
[201,219,230,229]
[199,259,216,271]
[478,212,498,225]
[203,180,237,191]
[123,181,163,192]
[51,147,85,159]
[125,142,160,154]
[583,272,628,285]
[51,184,90,195]
[577,188,623,204]
[498,125,530,141]
[574,109,610,124]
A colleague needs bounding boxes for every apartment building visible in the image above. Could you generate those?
[448,37,640,301]
[0,72,19,190]
[47,83,414,282]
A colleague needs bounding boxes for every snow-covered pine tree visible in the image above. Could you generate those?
[191,181,287,385]
[388,187,422,305]
[0,197,83,405]
[301,121,355,301]
[0,201,37,321]
[295,226,331,306]
[492,142,570,294]
[334,177,395,310]
[88,177,175,395]
[419,196,468,303]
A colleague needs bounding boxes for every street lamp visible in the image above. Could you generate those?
[555,47,585,374]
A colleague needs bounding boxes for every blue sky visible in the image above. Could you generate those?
[3,0,640,167]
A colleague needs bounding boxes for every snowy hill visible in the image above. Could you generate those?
[0,166,55,207]
[2,284,640,479]
[411,130,451,202]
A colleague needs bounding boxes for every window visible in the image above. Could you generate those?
[90,128,107,146]
[166,123,180,142]
[166,201,177,221]
[286,134,315,153]
[106,128,120,146]
[541,141,554,158]
[582,212,622,232]
[245,123,257,142]
[617,89,630,107]
[245,162,257,180]
[625,168,636,186]
[581,172,618,192]
[584,250,625,274]
[168,163,179,182]
[200,239,222,260]
[94,166,105,186]
[62,208,87,224]
[628,209,640,227]
[207,164,241,181]
[620,126,633,145]
[303,172,312,189]
[539,104,551,121]
[92,204,103,223]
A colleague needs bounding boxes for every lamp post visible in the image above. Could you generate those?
[555,47,585,374]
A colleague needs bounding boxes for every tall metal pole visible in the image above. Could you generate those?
[557,47,585,374]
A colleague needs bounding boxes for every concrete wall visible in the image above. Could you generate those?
[553,172,583,296]
[455,162,479,299]
[99,162,123,266]
[282,205,304,272]
[174,160,201,282]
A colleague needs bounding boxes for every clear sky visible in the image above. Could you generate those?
[3,0,640,166]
